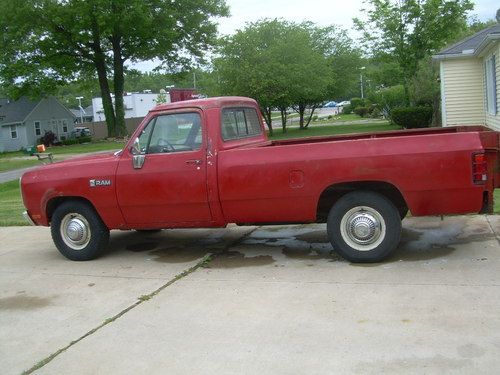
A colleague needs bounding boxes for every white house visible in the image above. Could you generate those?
[92,92,170,122]
[433,13,500,130]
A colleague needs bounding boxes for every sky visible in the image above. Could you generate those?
[132,0,499,72]
[219,0,498,35]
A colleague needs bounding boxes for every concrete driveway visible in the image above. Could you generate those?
[1,216,500,374]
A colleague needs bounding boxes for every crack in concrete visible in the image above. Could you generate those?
[22,254,212,375]
[22,226,258,374]
[485,215,500,246]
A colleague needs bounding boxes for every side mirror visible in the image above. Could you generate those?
[130,137,145,169]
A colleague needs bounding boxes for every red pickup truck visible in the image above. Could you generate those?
[21,97,500,262]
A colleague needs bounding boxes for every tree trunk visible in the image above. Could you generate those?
[280,107,287,133]
[298,104,306,129]
[304,104,319,129]
[111,4,127,137]
[261,106,273,136]
[94,54,115,137]
[91,17,115,137]
[112,40,126,137]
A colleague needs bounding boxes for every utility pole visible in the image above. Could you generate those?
[76,96,84,124]
[360,67,366,99]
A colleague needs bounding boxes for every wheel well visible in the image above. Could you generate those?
[316,181,408,222]
[46,197,96,224]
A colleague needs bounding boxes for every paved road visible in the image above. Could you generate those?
[0,166,38,183]
[1,216,500,374]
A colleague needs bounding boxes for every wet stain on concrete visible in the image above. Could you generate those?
[282,247,333,261]
[0,295,53,310]
[150,246,208,263]
[208,251,275,268]
[388,226,495,262]
[126,242,159,252]
[295,230,329,243]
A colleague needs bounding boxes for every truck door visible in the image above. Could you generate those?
[115,111,211,225]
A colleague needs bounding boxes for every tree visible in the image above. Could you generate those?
[216,19,338,133]
[0,0,227,137]
[354,0,473,103]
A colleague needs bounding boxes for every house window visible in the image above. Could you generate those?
[62,120,68,133]
[34,121,41,136]
[485,55,497,115]
[10,125,17,139]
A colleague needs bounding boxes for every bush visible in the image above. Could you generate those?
[369,85,406,114]
[354,106,370,118]
[390,106,433,129]
[350,97,371,110]
[342,104,353,114]
[62,139,79,145]
[61,136,92,146]
[40,131,56,147]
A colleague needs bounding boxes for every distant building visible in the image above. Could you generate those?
[0,96,76,152]
[70,105,94,123]
[91,89,200,122]
[92,92,167,122]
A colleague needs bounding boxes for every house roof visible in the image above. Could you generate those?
[433,23,500,60]
[434,23,500,60]
[0,97,39,126]
[436,23,500,56]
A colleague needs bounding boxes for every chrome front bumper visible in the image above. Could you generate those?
[22,211,36,226]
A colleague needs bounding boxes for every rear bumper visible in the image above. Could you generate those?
[22,211,36,226]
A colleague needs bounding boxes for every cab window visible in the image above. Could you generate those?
[221,108,262,141]
[138,112,202,154]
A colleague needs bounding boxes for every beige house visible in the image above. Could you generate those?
[434,20,500,130]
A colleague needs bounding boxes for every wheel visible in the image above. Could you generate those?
[327,191,401,263]
[50,201,110,261]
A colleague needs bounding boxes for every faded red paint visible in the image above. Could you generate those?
[21,97,500,230]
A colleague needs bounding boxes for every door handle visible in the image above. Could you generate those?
[186,159,202,165]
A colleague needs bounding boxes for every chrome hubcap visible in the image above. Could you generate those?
[340,206,386,251]
[60,214,91,250]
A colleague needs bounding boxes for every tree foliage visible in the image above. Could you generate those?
[354,0,473,103]
[215,19,359,132]
[0,0,227,137]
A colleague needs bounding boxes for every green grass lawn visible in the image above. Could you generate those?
[0,180,27,226]
[0,140,126,173]
[268,122,398,140]
[0,159,41,173]
[47,140,125,155]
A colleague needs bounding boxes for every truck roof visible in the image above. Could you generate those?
[152,96,258,112]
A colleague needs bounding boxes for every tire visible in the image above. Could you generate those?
[327,191,401,263]
[50,201,110,261]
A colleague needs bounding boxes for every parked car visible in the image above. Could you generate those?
[71,126,91,138]
[323,101,337,108]
[21,97,500,263]
[337,100,350,107]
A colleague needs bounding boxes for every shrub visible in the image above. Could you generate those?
[369,85,406,113]
[390,106,433,129]
[62,139,79,145]
[354,106,370,118]
[350,97,363,109]
[342,104,353,114]
[312,115,318,121]
[40,131,56,147]
[370,107,382,118]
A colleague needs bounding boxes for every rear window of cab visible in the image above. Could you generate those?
[221,108,262,141]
